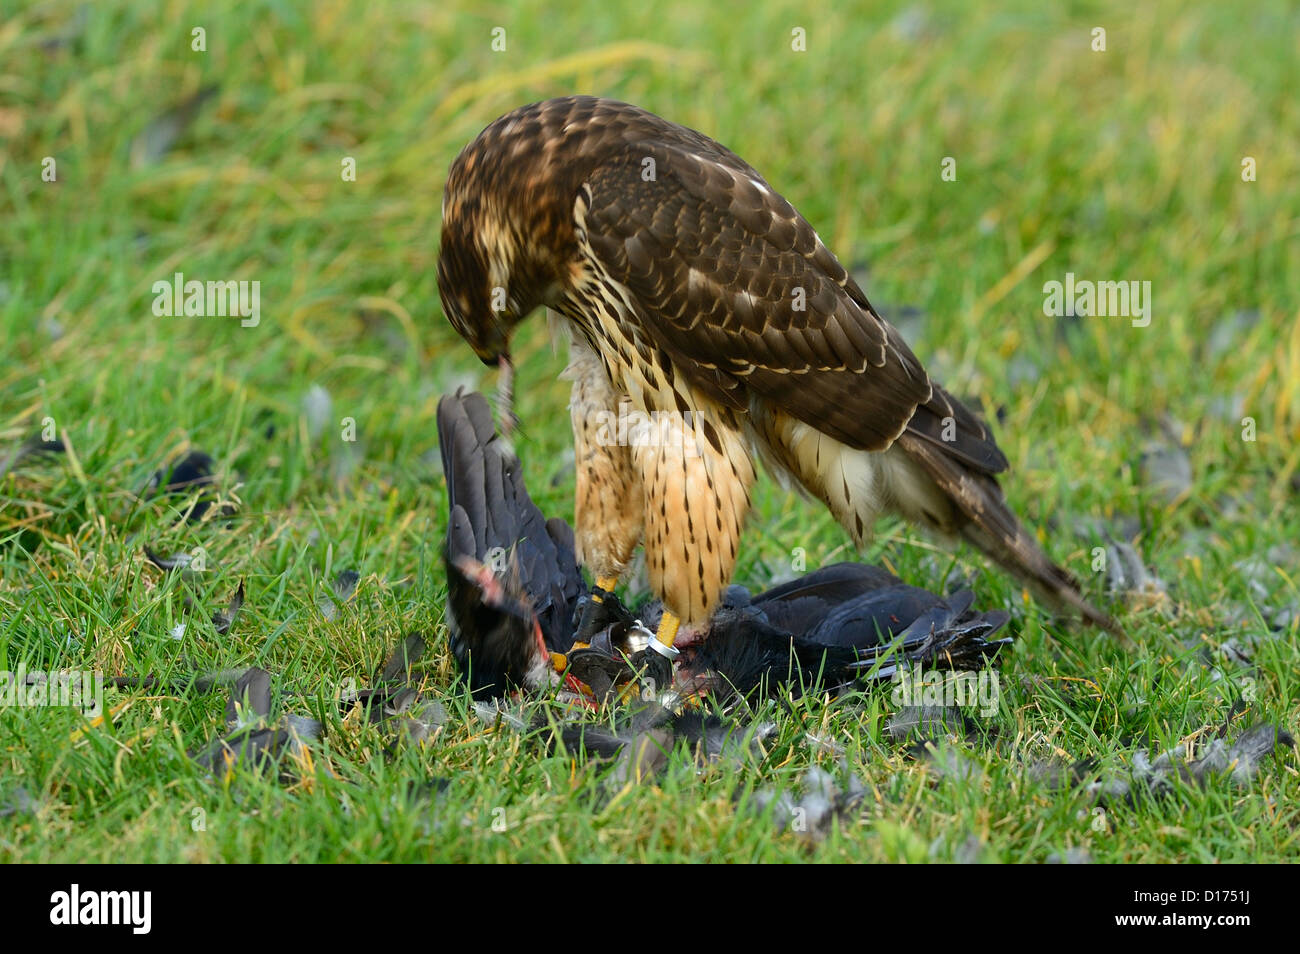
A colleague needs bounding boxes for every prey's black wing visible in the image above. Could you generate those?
[690,563,1012,699]
[438,390,584,697]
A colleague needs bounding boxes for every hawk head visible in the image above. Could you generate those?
[437,104,581,367]
[436,194,518,367]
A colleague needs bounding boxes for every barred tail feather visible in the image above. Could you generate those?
[894,432,1121,636]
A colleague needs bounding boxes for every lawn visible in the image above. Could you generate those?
[1,0,1297,862]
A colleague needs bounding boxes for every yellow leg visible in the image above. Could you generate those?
[654,611,680,649]
[628,609,679,700]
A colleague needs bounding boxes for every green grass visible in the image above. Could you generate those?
[1,0,1297,862]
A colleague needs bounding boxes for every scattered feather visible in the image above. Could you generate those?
[143,547,194,572]
[146,449,230,522]
[189,667,322,781]
[886,705,971,742]
[379,632,427,683]
[130,85,218,168]
[211,583,244,635]
[318,570,360,620]
[751,766,865,841]
[1102,539,1167,603]
[1138,439,1193,504]
[301,385,333,441]
[0,431,65,479]
[1034,722,1293,806]
[0,786,39,818]
[1205,310,1260,361]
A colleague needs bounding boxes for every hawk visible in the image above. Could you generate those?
[437,96,1118,667]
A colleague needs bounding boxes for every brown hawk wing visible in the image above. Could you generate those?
[580,140,933,454]
[580,138,1006,474]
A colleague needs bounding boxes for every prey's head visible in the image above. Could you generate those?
[446,553,554,699]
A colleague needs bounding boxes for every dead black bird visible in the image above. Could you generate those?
[439,390,584,699]
[437,390,1012,703]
